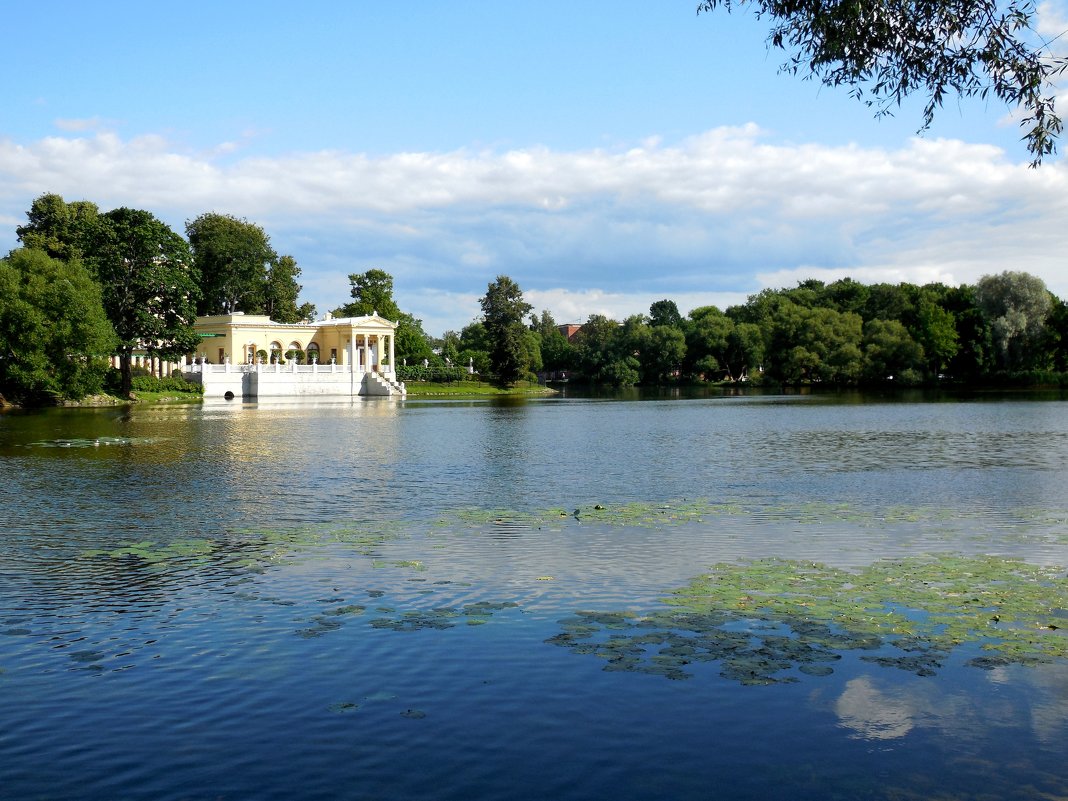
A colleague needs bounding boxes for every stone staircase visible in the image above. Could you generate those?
[363,371,406,396]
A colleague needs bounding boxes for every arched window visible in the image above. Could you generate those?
[306,342,320,363]
[269,342,282,362]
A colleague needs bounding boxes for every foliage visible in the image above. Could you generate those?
[265,255,315,323]
[104,371,204,396]
[480,275,536,384]
[337,268,403,320]
[186,213,277,315]
[89,208,201,397]
[15,194,100,262]
[0,248,116,404]
[697,0,1066,164]
[974,270,1053,369]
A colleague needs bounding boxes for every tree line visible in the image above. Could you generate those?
[4,190,1067,403]
[440,272,1068,388]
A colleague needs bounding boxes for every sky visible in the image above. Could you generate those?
[2,0,1067,337]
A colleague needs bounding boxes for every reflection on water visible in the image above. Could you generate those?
[2,391,1068,801]
[835,663,1068,746]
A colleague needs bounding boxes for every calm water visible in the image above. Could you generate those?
[1,390,1067,801]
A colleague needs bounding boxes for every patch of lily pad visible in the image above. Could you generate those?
[548,554,1068,684]
[368,601,520,632]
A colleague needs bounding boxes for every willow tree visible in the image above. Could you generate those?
[698,0,1065,163]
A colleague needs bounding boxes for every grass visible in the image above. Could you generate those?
[402,380,557,397]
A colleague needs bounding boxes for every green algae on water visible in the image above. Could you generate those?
[548,554,1068,684]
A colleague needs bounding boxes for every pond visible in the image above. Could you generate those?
[1,390,1067,800]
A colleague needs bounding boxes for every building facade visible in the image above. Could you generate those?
[183,312,405,399]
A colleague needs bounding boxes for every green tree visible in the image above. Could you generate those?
[338,268,403,320]
[0,248,116,404]
[974,271,1053,369]
[265,255,316,323]
[573,314,639,386]
[649,299,683,328]
[395,312,436,365]
[186,213,277,315]
[90,208,200,397]
[861,319,925,383]
[15,193,100,262]
[531,310,575,373]
[698,0,1065,163]
[459,321,493,373]
[686,305,734,380]
[768,302,863,383]
[480,276,535,384]
[914,293,959,375]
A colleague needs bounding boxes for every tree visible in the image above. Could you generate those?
[459,321,493,373]
[0,248,116,404]
[768,302,863,383]
[649,299,683,329]
[697,0,1066,163]
[89,208,200,397]
[862,319,925,383]
[338,268,403,320]
[573,314,639,386]
[480,276,534,384]
[686,305,734,379]
[265,255,315,323]
[395,312,436,365]
[974,271,1053,369]
[186,213,277,315]
[16,193,100,262]
[531,310,575,373]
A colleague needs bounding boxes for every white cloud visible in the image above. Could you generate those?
[1,127,1067,334]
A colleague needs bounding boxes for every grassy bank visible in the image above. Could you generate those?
[402,380,556,397]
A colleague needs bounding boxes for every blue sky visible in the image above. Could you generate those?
[2,1,1067,335]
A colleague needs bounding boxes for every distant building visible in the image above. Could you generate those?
[557,324,583,342]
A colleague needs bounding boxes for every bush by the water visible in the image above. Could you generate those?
[105,369,203,396]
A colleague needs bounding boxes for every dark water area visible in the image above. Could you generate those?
[1,390,1067,800]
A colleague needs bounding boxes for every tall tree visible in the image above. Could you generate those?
[480,275,534,384]
[90,208,200,397]
[0,248,116,404]
[186,213,277,315]
[698,0,1066,163]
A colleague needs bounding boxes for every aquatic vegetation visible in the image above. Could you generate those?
[368,601,519,632]
[549,555,1068,684]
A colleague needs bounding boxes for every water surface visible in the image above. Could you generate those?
[1,391,1066,800]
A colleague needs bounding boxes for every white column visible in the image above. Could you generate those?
[389,334,395,375]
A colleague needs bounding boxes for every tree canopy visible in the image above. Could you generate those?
[90,208,201,396]
[337,268,403,320]
[0,248,116,404]
[480,276,536,384]
[698,0,1067,163]
[186,213,277,315]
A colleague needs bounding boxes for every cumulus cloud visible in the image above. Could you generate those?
[1,127,1066,334]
